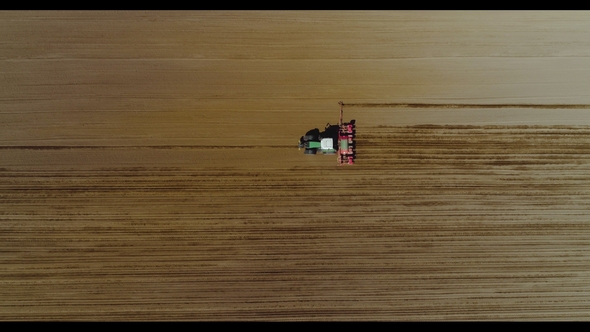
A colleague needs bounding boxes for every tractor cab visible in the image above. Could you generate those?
[298,102,356,165]
[298,125,339,155]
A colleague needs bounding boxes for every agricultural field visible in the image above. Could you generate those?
[2,11,590,320]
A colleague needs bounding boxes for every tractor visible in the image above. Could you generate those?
[298,101,356,165]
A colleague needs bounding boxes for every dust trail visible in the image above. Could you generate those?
[341,103,590,109]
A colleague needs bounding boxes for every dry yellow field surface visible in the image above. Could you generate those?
[2,11,590,320]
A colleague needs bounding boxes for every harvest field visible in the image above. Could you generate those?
[2,11,590,320]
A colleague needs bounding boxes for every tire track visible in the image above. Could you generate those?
[342,103,590,109]
[0,145,287,150]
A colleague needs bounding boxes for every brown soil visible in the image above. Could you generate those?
[2,11,590,321]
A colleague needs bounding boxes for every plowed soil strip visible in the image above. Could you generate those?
[343,103,590,109]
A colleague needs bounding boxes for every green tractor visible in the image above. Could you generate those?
[298,101,356,165]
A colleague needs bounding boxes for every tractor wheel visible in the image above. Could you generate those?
[304,148,317,155]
